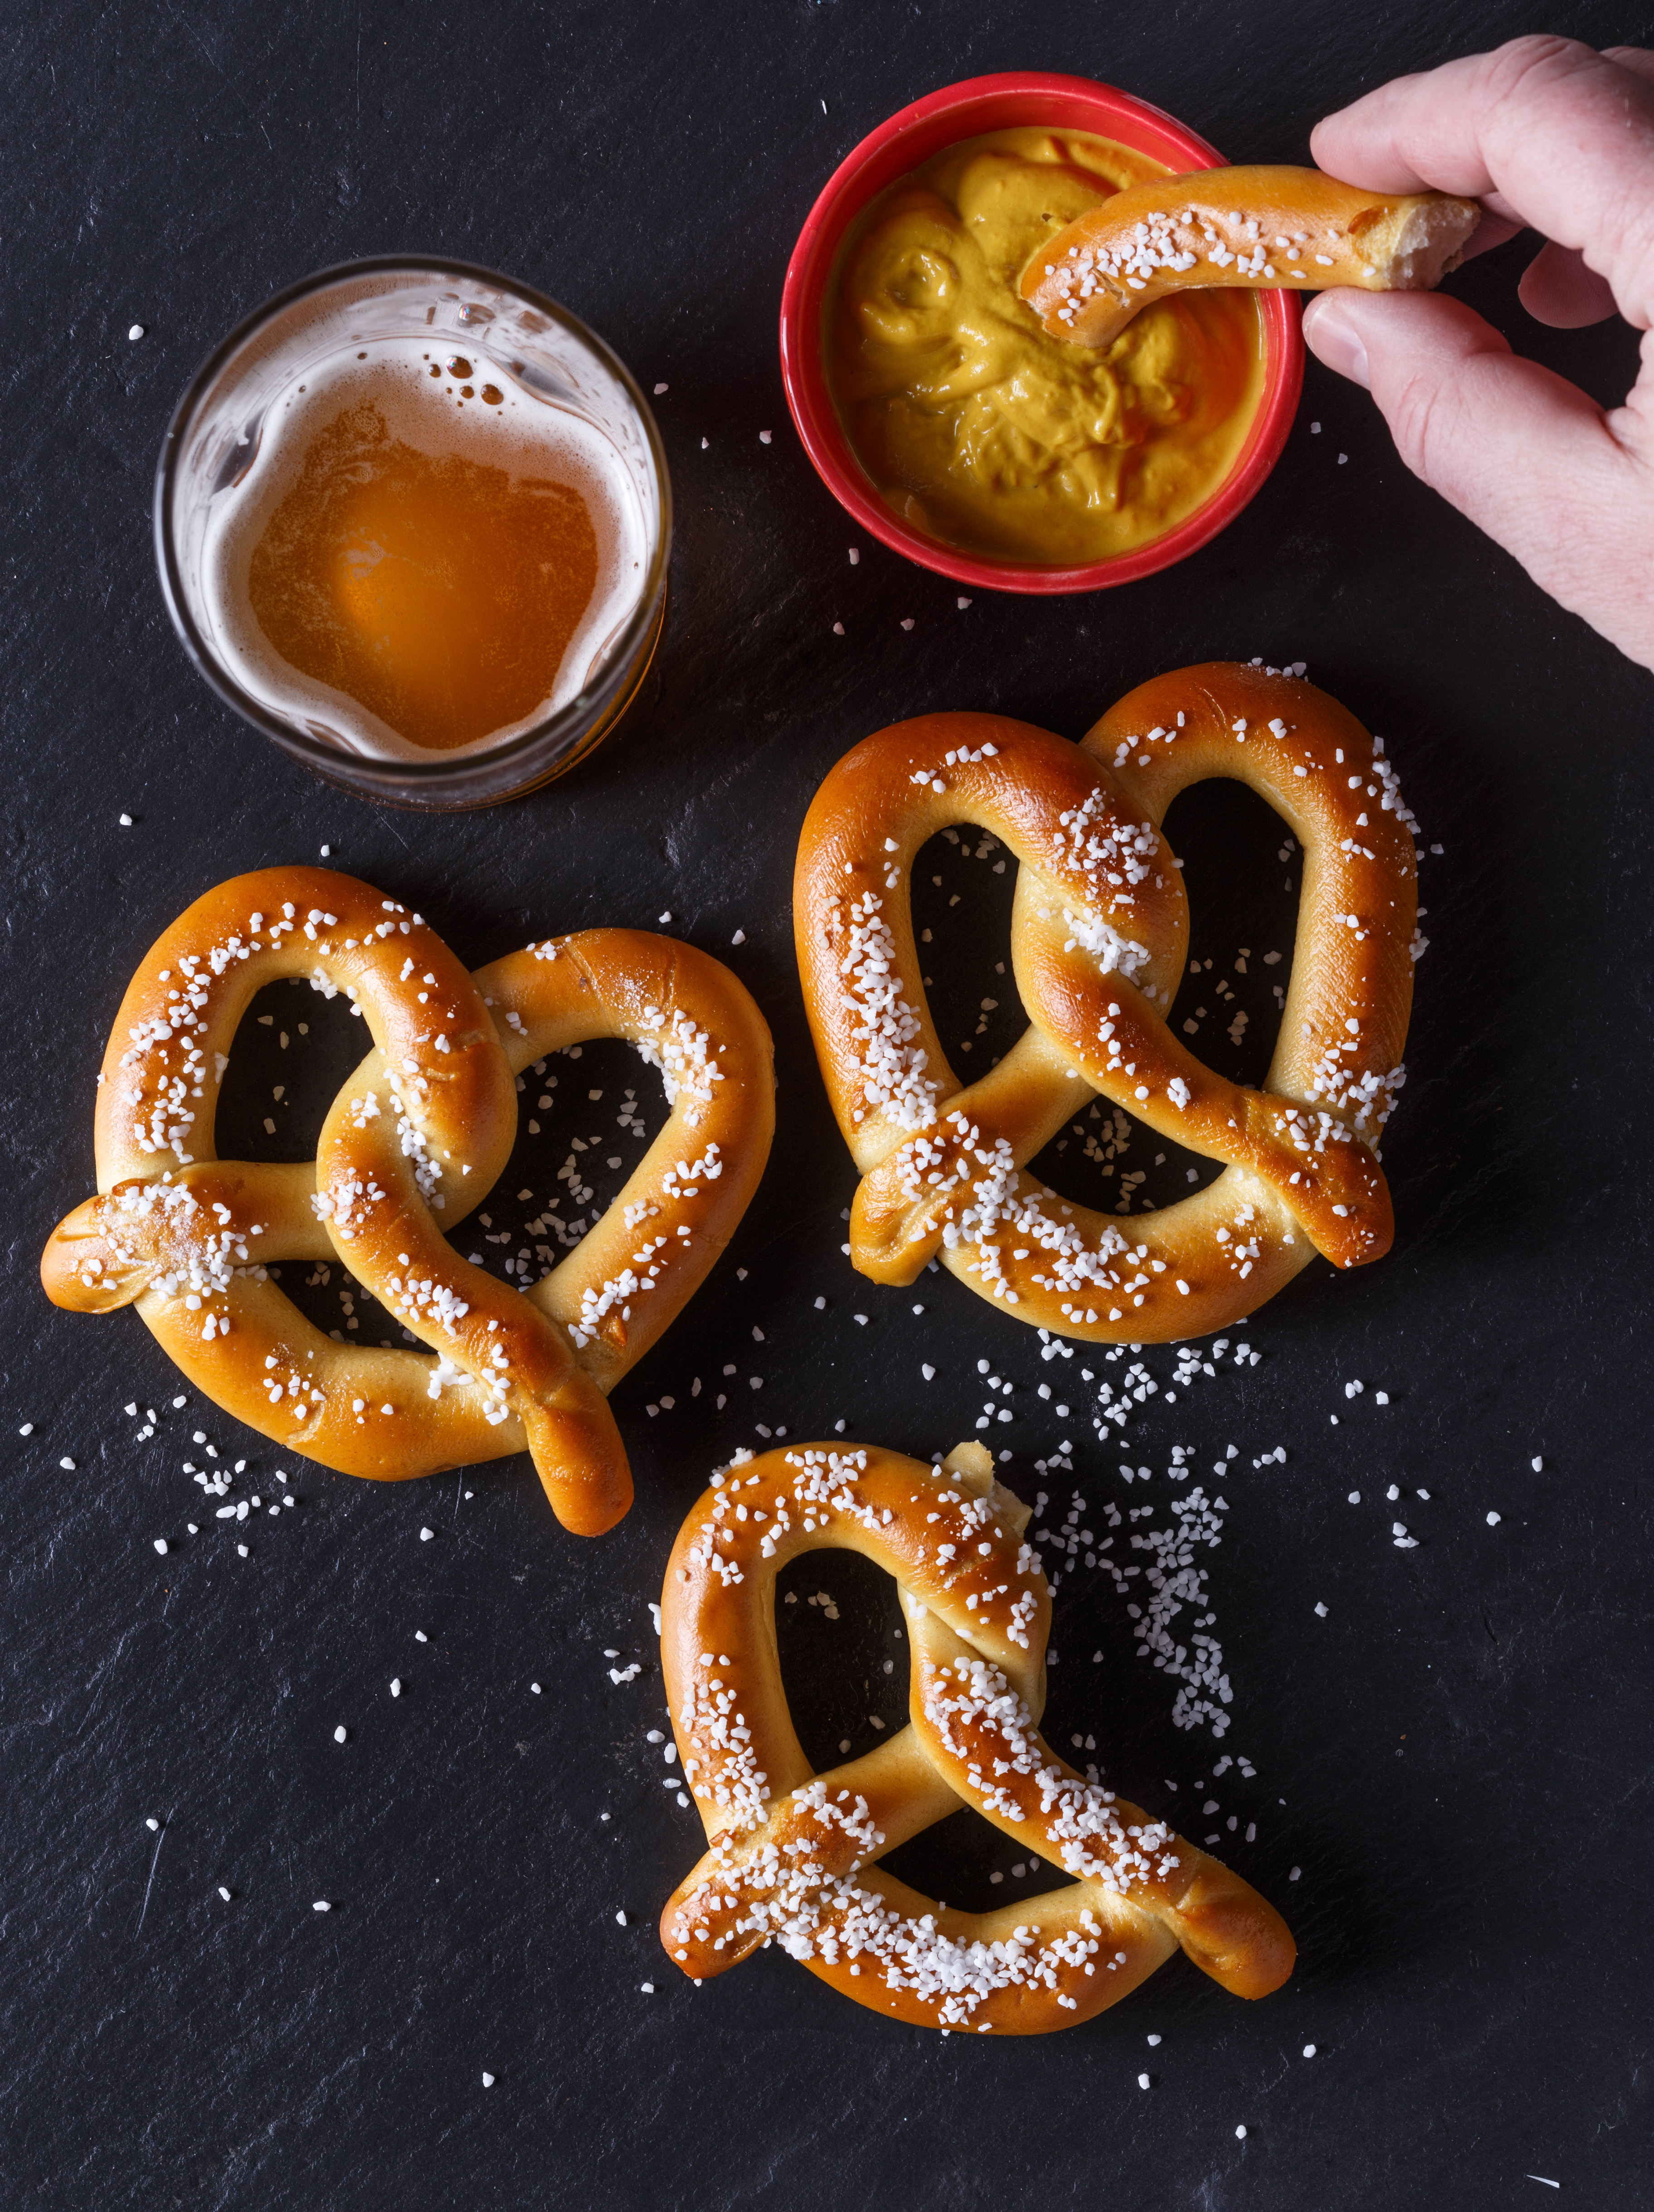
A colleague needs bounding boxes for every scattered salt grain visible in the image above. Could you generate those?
[313,1900,331,1913]
[334,1726,347,1744]
[1486,1511,1502,1526]
[153,1539,168,1555]
[128,323,144,341]
[419,1527,433,1541]
[653,382,668,395]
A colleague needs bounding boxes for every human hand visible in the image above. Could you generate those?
[1302,36,1654,672]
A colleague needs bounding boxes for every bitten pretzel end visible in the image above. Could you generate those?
[1020,164,1482,348]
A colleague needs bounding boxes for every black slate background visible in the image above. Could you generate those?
[5,2,1653,2207]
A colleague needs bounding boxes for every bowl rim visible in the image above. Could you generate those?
[153,253,673,788]
[778,71,1304,595]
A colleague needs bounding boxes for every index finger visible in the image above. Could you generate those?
[1309,36,1654,322]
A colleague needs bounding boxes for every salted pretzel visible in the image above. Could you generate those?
[41,868,774,1534]
[658,1440,1293,2033]
[1020,165,1480,348]
[794,663,1417,1343]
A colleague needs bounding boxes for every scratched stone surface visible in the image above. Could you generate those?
[3,2,1650,2207]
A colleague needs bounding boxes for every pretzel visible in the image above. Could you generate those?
[658,1439,1293,2033]
[40,868,774,1533]
[794,663,1417,1344]
[1020,165,1481,349]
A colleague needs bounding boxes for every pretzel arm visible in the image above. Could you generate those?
[1089,663,1417,1135]
[477,931,775,1394]
[43,1161,328,1313]
[1021,164,1481,348]
[909,1614,1295,2000]
[1015,916,1391,1267]
[851,1026,1085,1284]
[317,1040,628,1534]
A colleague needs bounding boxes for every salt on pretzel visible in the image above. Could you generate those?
[658,1440,1294,2033]
[794,663,1418,1343]
[1020,165,1481,348]
[40,868,773,1533]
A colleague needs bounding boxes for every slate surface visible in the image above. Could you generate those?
[4,2,1651,2207]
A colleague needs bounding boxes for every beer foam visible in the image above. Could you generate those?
[201,339,649,761]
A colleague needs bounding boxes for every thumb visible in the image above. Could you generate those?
[1301,287,1654,662]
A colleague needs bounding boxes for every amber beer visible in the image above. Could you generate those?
[202,336,649,762]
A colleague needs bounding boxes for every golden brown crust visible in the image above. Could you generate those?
[657,1440,1294,2033]
[41,872,774,1532]
[1020,164,1481,346]
[793,664,1417,1343]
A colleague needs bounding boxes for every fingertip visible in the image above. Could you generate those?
[1301,293,1371,389]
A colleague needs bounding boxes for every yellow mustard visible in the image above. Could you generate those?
[827,127,1268,566]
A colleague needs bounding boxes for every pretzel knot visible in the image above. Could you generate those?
[41,867,773,1534]
[794,662,1419,1342]
[658,1440,1294,2034]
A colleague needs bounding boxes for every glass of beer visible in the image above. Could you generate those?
[155,258,671,809]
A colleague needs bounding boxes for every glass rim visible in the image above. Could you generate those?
[152,252,674,783]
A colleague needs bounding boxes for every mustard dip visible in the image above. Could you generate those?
[827,127,1268,566]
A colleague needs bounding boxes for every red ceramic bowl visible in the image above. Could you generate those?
[779,71,1304,594]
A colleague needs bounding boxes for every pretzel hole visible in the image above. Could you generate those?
[217,979,371,1164]
[1027,1096,1216,1219]
[1026,777,1305,1214]
[213,982,412,1347]
[909,827,1026,1075]
[1159,776,1298,1097]
[469,1035,673,1289]
[774,1549,907,1767]
[880,1808,1072,1915]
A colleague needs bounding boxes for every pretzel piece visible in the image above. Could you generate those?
[1020,165,1481,348]
[658,1440,1294,2033]
[794,664,1417,1342]
[42,873,773,1531]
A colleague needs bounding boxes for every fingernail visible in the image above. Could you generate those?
[1301,296,1371,389]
